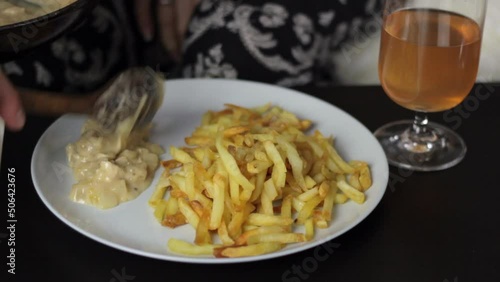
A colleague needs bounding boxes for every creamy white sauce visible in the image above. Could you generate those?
[66,116,164,210]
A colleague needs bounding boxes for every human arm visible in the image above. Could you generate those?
[1,71,102,130]
[134,0,200,61]
[0,72,25,131]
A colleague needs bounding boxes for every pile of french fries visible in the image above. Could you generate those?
[149,103,372,258]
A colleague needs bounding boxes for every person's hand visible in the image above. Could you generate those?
[134,0,200,62]
[0,72,25,131]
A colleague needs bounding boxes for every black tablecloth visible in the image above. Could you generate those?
[2,83,499,282]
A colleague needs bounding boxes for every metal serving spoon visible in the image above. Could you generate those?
[92,67,164,132]
[19,67,164,131]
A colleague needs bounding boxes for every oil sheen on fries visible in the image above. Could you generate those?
[149,103,373,258]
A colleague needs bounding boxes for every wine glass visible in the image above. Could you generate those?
[374,0,487,171]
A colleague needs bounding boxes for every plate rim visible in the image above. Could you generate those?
[31,78,389,264]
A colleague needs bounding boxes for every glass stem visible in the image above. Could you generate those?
[403,112,440,153]
[411,112,429,136]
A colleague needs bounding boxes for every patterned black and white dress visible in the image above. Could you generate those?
[3,0,381,93]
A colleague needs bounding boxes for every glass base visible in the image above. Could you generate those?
[374,120,466,172]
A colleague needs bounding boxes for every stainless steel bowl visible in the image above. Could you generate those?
[0,0,99,63]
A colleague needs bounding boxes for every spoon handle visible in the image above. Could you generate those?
[19,88,98,116]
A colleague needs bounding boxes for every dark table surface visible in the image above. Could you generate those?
[2,83,500,282]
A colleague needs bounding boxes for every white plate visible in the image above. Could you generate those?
[31,79,389,264]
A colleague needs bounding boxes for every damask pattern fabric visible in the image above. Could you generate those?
[182,0,381,87]
[2,0,381,93]
[3,0,138,94]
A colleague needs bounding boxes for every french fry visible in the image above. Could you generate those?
[326,157,343,174]
[301,148,314,176]
[183,162,196,199]
[318,181,330,198]
[149,185,168,207]
[189,200,205,217]
[161,159,182,169]
[312,172,326,184]
[348,171,362,191]
[193,190,212,209]
[152,103,373,259]
[247,160,272,174]
[297,187,319,202]
[215,242,284,258]
[216,134,254,191]
[335,193,349,204]
[170,175,187,196]
[337,180,365,204]
[263,140,287,188]
[228,209,245,239]
[296,195,323,224]
[218,221,235,246]
[322,139,355,174]
[164,196,179,216]
[285,172,303,194]
[247,233,306,244]
[305,218,315,240]
[224,126,249,137]
[170,188,187,199]
[254,149,269,161]
[235,226,287,246]
[210,173,226,230]
[292,198,305,212]
[153,200,168,223]
[281,195,293,220]
[322,181,337,221]
[313,214,328,229]
[264,178,278,200]
[168,239,219,256]
[170,146,195,164]
[246,213,293,227]
[349,160,369,170]
[229,173,240,206]
[277,137,306,190]
[232,134,244,147]
[359,165,372,191]
[249,170,266,203]
[239,186,254,203]
[195,209,212,245]
[185,136,213,146]
[304,175,317,190]
[178,198,200,228]
[260,187,274,215]
[162,212,187,228]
